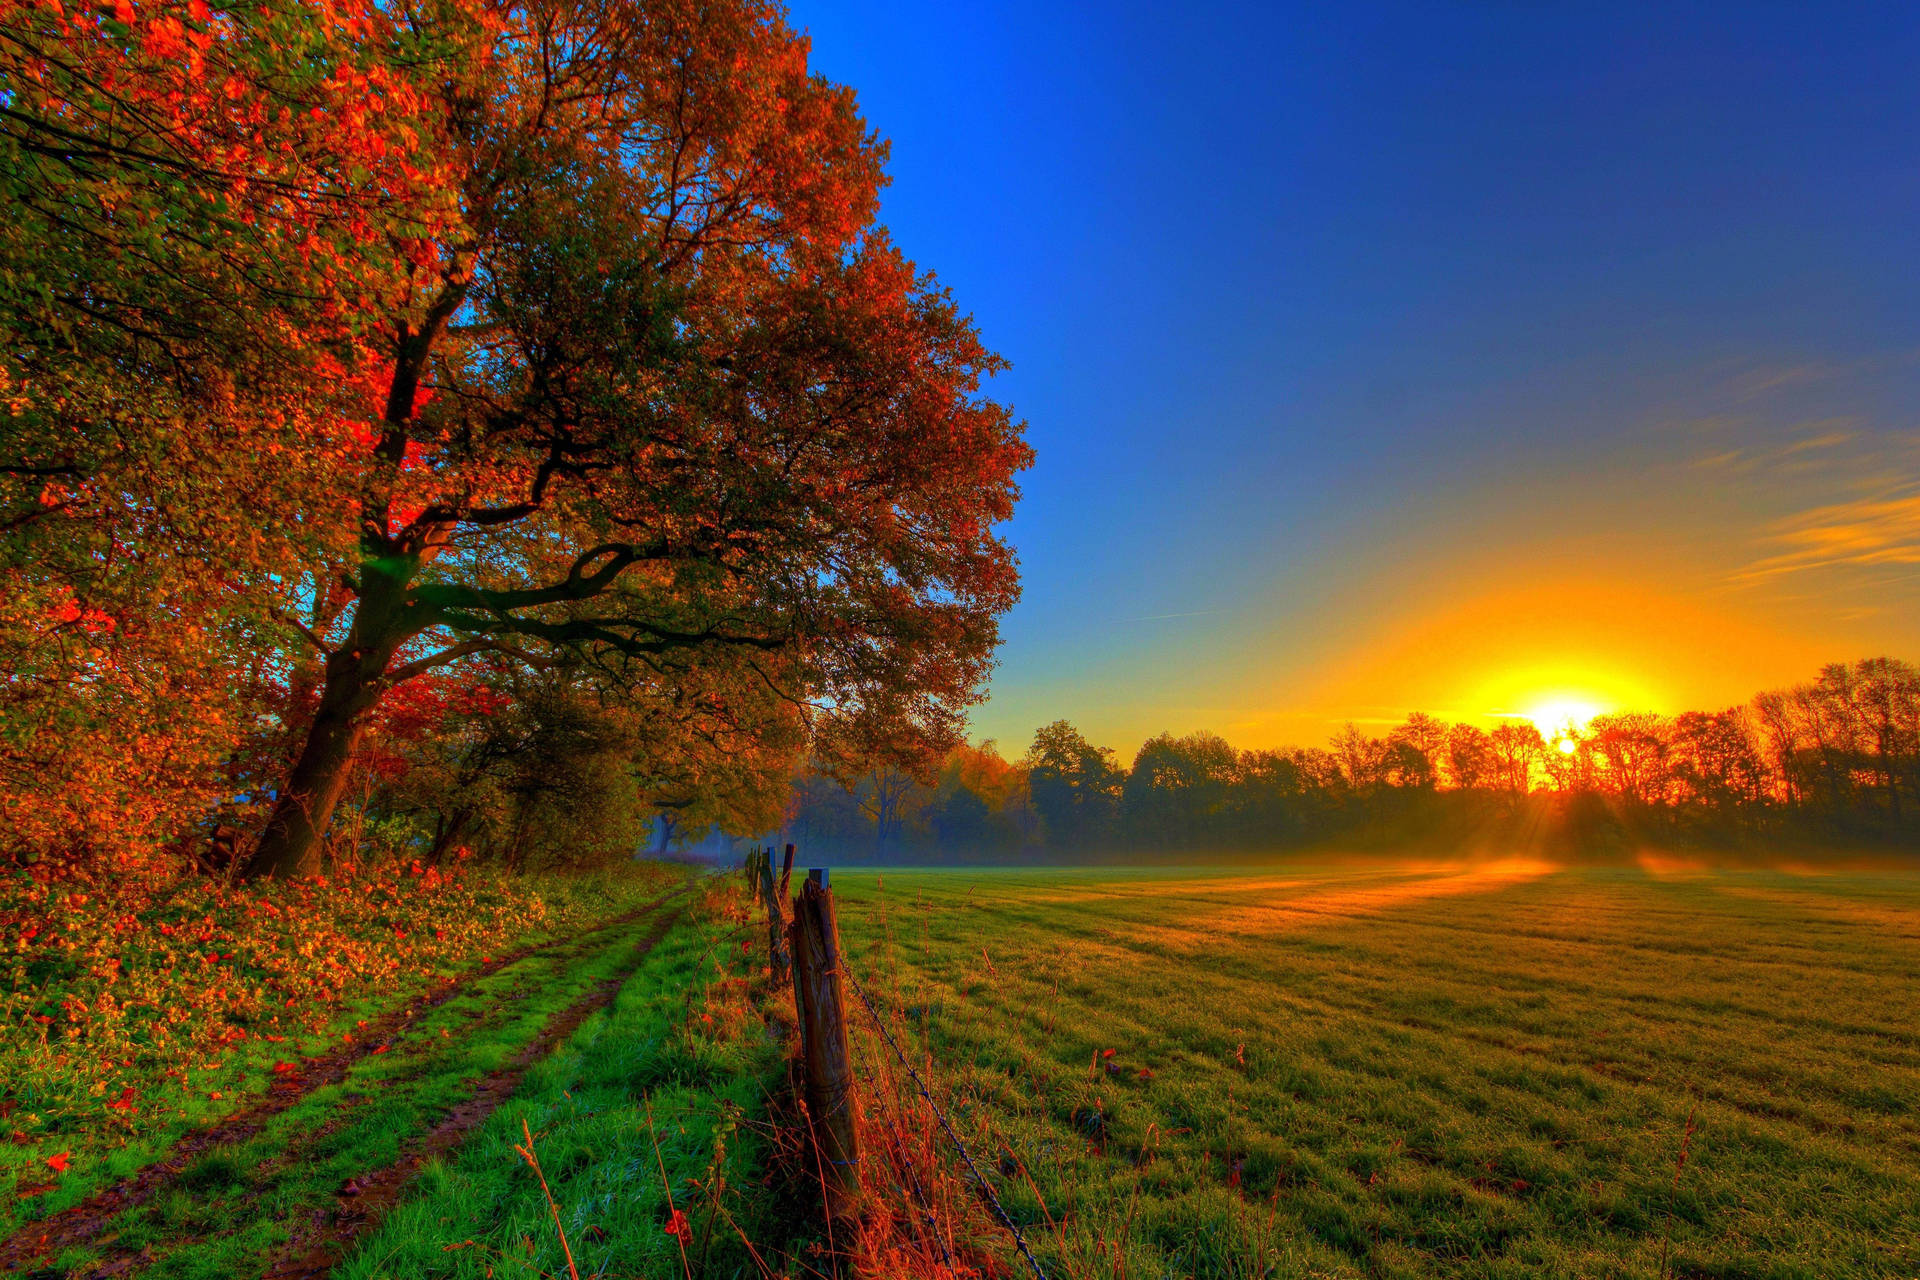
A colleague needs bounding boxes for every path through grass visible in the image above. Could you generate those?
[5,884,695,1279]
[328,880,800,1280]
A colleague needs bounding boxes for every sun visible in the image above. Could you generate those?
[1522,696,1602,741]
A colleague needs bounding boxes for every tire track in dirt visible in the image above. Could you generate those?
[257,904,686,1280]
[0,881,697,1274]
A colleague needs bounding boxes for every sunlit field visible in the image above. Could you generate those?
[835,862,1920,1280]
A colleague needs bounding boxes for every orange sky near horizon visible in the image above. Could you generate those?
[971,408,1920,762]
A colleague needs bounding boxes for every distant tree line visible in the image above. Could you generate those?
[781,657,1920,861]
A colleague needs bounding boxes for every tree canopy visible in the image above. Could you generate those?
[1,0,1028,881]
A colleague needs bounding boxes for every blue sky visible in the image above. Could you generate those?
[788,0,1920,756]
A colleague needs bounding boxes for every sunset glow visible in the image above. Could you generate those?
[1522,697,1604,739]
[799,2,1920,758]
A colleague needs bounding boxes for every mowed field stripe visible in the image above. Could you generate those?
[836,865,1920,1278]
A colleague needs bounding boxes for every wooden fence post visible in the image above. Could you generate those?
[778,843,796,904]
[759,852,789,983]
[788,869,860,1231]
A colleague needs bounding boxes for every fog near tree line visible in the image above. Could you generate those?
[778,657,1920,864]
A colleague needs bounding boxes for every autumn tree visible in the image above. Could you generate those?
[1669,709,1766,817]
[3,0,1026,881]
[1844,657,1918,818]
[1749,657,1918,828]
[1024,720,1123,848]
[922,741,1034,853]
[1330,723,1388,797]
[1487,720,1544,796]
[0,0,455,878]
[853,768,924,853]
[1445,722,1496,791]
[1122,731,1239,848]
[1386,712,1448,789]
[360,652,799,867]
[1585,713,1672,808]
[1226,749,1318,843]
[238,0,1029,877]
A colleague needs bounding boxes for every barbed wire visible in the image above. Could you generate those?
[858,1074,959,1277]
[841,957,1051,1280]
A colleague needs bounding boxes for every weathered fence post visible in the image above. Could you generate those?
[788,867,861,1232]
[744,845,768,893]
[778,843,796,904]
[759,849,790,983]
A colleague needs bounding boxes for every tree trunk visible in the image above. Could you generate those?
[246,622,405,879]
[248,678,371,878]
[427,807,476,864]
[245,296,456,880]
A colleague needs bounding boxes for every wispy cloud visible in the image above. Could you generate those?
[1689,420,1861,475]
[1735,484,1920,581]
[1721,361,1839,401]
[1780,429,1860,455]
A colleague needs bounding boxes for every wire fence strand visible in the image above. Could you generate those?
[841,957,1051,1280]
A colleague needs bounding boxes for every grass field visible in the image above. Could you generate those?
[833,860,1920,1280]
[11,861,1915,1280]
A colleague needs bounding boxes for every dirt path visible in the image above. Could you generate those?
[0,882,694,1275]
[258,904,685,1280]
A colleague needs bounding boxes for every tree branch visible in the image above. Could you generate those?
[384,638,550,684]
[411,539,673,617]
[272,608,336,657]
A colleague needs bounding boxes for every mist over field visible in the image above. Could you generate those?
[771,657,1920,870]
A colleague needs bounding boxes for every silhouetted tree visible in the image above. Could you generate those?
[1446,723,1497,791]
[1025,720,1122,848]
[1387,713,1449,789]
[1122,731,1238,848]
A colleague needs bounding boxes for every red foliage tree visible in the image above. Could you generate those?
[242,0,1029,878]
[0,0,458,878]
[3,0,1028,881]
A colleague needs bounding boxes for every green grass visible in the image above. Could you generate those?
[832,861,1920,1280]
[29,890,695,1279]
[2,861,686,1238]
[331,882,801,1280]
